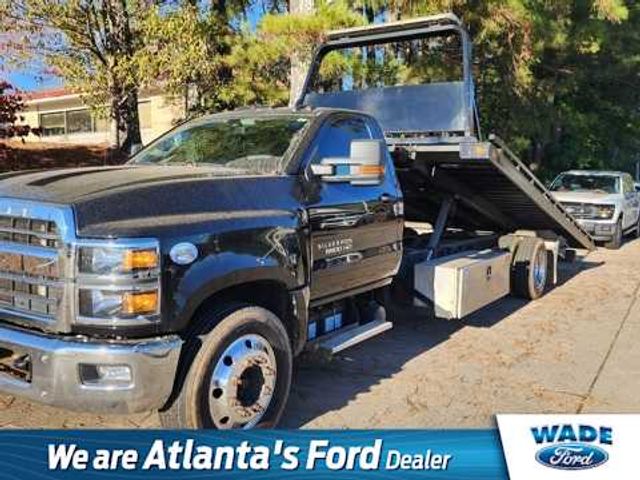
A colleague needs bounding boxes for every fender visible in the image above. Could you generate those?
[162,227,307,333]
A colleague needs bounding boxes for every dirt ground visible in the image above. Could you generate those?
[1,238,639,428]
[0,140,125,172]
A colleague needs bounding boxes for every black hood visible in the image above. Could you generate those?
[0,166,300,238]
[0,165,246,203]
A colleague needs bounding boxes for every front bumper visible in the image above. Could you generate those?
[575,219,617,241]
[0,322,182,414]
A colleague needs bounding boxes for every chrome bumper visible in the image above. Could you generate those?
[576,219,616,240]
[0,323,182,414]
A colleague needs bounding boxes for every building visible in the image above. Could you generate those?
[20,87,187,146]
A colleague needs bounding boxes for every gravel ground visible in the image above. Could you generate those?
[1,239,639,428]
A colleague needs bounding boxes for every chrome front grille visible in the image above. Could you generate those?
[0,256,63,317]
[561,202,594,220]
[0,216,59,248]
[0,200,72,330]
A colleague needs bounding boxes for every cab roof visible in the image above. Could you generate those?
[561,170,628,177]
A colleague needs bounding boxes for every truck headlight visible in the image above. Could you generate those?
[79,289,159,318]
[591,205,615,220]
[75,239,161,326]
[79,246,159,275]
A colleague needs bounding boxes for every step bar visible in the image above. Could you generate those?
[312,320,393,355]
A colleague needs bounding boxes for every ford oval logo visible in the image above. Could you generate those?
[536,443,609,470]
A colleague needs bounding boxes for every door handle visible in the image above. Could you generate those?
[379,193,394,203]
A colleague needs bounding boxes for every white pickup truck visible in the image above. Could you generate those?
[550,170,640,249]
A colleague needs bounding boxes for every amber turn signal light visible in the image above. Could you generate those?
[122,249,158,271]
[357,165,385,175]
[122,291,159,315]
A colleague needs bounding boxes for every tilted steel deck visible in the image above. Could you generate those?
[391,136,595,250]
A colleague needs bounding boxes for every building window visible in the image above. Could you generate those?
[39,102,151,136]
[40,112,66,136]
[67,109,93,134]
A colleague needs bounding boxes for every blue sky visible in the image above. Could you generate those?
[5,3,268,92]
[6,70,62,91]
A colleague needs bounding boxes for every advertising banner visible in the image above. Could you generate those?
[0,416,636,479]
[0,429,505,479]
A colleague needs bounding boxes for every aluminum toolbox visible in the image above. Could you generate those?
[414,249,511,319]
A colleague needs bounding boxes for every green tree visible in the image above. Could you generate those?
[225,0,363,107]
[356,0,636,178]
[139,0,361,113]
[138,1,257,116]
[0,0,150,152]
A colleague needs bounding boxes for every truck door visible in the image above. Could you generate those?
[301,113,403,301]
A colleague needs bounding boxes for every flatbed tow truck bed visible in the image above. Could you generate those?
[392,136,595,250]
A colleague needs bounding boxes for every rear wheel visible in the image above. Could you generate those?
[160,305,292,429]
[604,219,623,250]
[511,237,548,300]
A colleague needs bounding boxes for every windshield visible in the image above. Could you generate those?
[550,174,620,194]
[129,115,310,175]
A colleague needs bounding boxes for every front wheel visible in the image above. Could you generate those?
[160,305,292,429]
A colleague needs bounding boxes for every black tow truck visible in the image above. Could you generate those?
[0,14,594,428]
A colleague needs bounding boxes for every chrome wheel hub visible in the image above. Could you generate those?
[208,334,277,429]
[533,248,547,291]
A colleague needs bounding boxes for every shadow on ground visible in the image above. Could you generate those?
[282,253,604,428]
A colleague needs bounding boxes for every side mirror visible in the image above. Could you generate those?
[310,139,386,186]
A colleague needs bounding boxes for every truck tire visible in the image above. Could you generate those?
[511,237,548,300]
[160,304,292,429]
[604,219,623,250]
